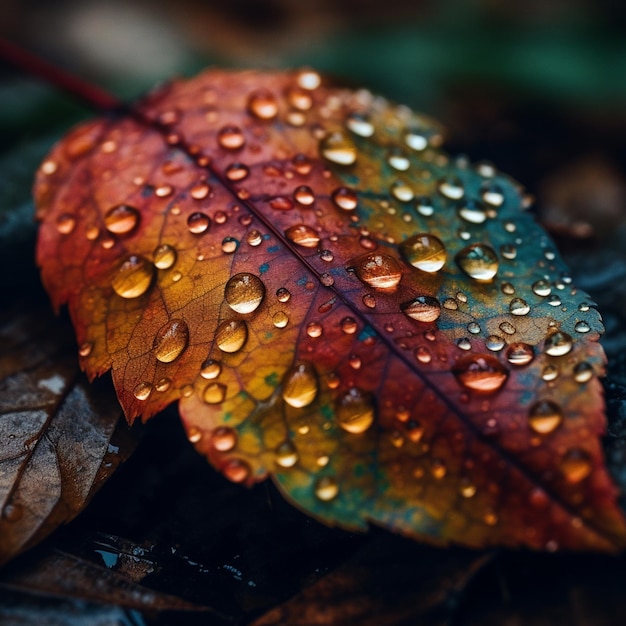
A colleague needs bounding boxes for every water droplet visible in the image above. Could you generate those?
[561,449,592,483]
[388,150,410,171]
[187,426,202,443]
[438,176,464,200]
[401,296,441,323]
[573,361,594,383]
[287,87,313,110]
[501,282,515,295]
[415,346,432,363]
[187,212,211,234]
[112,255,154,298]
[85,224,99,241]
[459,201,487,224]
[320,249,334,262]
[483,510,498,526]
[272,311,289,328]
[548,295,562,307]
[200,358,222,379]
[457,337,472,350]
[500,244,517,260]
[320,272,334,286]
[532,280,551,297]
[41,160,58,175]
[285,224,320,248]
[349,354,362,370]
[225,273,265,314]
[544,331,573,357]
[103,204,139,235]
[55,213,76,235]
[467,322,481,334]
[294,185,315,205]
[247,89,278,119]
[190,182,210,200]
[212,426,237,452]
[391,180,415,202]
[481,182,505,207]
[225,163,249,181]
[578,302,590,312]
[78,341,93,357]
[346,113,374,137]
[2,503,23,522]
[282,362,318,408]
[202,381,226,404]
[223,458,250,483]
[331,187,358,210]
[314,476,339,501]
[222,237,239,253]
[296,69,321,90]
[336,387,374,434]
[246,229,263,246]
[459,478,477,498]
[133,381,153,401]
[499,321,516,335]
[341,316,358,334]
[154,319,189,363]
[274,288,290,303]
[155,184,173,198]
[153,244,177,269]
[216,319,248,353]
[306,322,323,338]
[452,355,509,393]
[416,196,434,216]
[404,127,429,151]
[574,321,590,334]
[527,400,563,434]
[542,365,559,381]
[505,342,534,366]
[509,298,530,316]
[351,253,402,290]
[155,377,171,392]
[320,131,357,165]
[292,153,313,175]
[275,441,298,467]
[431,458,447,479]
[455,244,499,281]
[486,335,505,351]
[270,196,294,211]
[217,125,245,150]
[362,294,377,308]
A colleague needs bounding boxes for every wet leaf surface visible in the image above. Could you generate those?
[34,68,625,551]
[0,296,134,565]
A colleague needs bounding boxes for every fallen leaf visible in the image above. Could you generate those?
[0,297,133,565]
[34,69,626,551]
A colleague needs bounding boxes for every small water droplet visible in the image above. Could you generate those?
[292,153,313,175]
[320,249,334,263]
[573,361,594,383]
[225,163,249,181]
[486,335,505,351]
[501,282,515,295]
[404,127,429,151]
[542,365,559,381]
[544,331,573,357]
[340,317,358,334]
[320,131,357,165]
[561,449,592,483]
[499,321,516,335]
[578,302,590,312]
[155,184,173,198]
[456,244,499,281]
[336,387,375,433]
[452,355,509,393]
[331,186,358,210]
[438,176,464,200]
[222,237,239,253]
[443,298,458,310]
[275,441,299,467]
[223,458,250,483]
[270,196,294,211]
[314,475,339,501]
[547,295,562,307]
[155,377,171,392]
[401,296,441,323]
[216,319,248,353]
[457,337,472,350]
[78,341,93,357]
[201,381,225,404]
[509,298,530,316]
[415,196,434,216]
[388,150,410,171]
[190,182,210,200]
[351,253,402,290]
[500,244,517,260]
[459,201,487,224]
[2,503,23,522]
[391,180,415,202]
[574,321,590,334]
[320,272,334,286]
[154,319,189,363]
[112,255,154,298]
[274,287,290,303]
[41,160,58,175]
[55,213,76,235]
[362,294,377,308]
[286,87,313,110]
[459,478,477,498]
[212,426,237,452]
[85,224,99,240]
[293,185,315,206]
[134,381,153,401]
[431,458,447,479]
[187,212,211,234]
[187,426,202,443]
[483,510,498,526]
[306,322,323,338]
[282,361,318,408]
[225,273,265,314]
[247,89,278,119]
[467,321,481,334]
[104,204,140,235]
[272,311,289,328]
[153,244,177,269]
[200,358,222,379]
[532,280,551,297]
[505,342,534,366]
[346,112,374,137]
[218,125,245,150]
[246,229,263,246]
[296,69,321,90]
[528,400,562,434]
[415,346,432,363]
[285,224,320,248]
[481,182,505,207]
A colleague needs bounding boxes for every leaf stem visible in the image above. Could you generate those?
[0,38,123,112]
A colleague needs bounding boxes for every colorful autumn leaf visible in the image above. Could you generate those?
[34,68,626,551]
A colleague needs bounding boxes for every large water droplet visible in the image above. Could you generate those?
[154,319,189,363]
[216,319,248,353]
[528,400,562,434]
[561,449,592,483]
[455,244,499,281]
[112,255,154,298]
[275,441,299,468]
[153,244,177,269]
[505,342,534,366]
[247,89,278,120]
[337,387,375,434]
[351,253,402,290]
[285,224,320,248]
[314,475,339,501]
[282,362,318,408]
[452,355,509,393]
[225,273,265,314]
[399,233,446,272]
[544,331,573,357]
[320,131,357,165]
[104,204,140,235]
[401,296,441,323]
